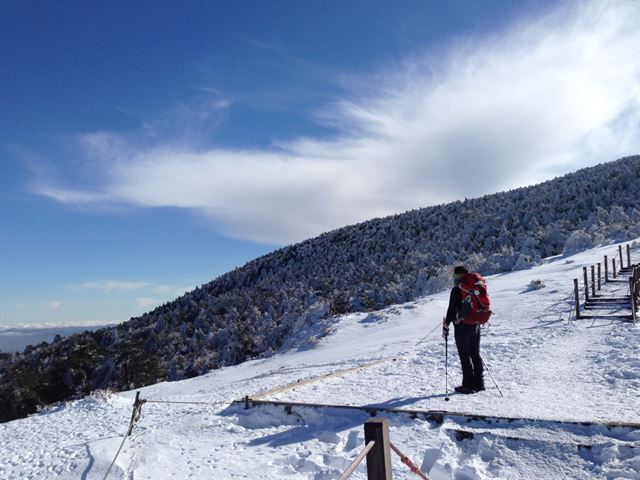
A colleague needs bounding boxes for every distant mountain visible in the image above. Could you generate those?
[0,324,112,353]
[1,155,638,422]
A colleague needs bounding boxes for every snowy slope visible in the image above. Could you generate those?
[1,241,639,480]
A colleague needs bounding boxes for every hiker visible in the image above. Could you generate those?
[442,266,486,394]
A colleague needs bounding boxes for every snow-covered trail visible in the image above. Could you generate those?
[1,241,639,480]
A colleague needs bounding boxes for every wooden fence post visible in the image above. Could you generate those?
[630,277,637,324]
[583,267,589,301]
[597,263,601,291]
[364,418,393,480]
[627,244,632,268]
[590,265,596,298]
[619,245,624,270]
[631,265,639,324]
[604,255,609,283]
[573,279,581,320]
[127,391,143,437]
[636,266,639,324]
[613,259,617,279]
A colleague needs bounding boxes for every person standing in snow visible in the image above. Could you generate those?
[442,265,485,394]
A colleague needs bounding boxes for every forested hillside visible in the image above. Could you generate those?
[1,156,638,422]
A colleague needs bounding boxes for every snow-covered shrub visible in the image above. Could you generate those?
[610,206,630,224]
[563,230,593,255]
[422,266,453,295]
[480,250,518,274]
[90,389,116,402]
[527,279,545,291]
[513,254,535,271]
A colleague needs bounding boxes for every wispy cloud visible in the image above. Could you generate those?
[67,281,193,300]
[34,1,640,244]
[71,281,149,293]
[151,285,194,296]
[44,301,62,310]
[135,297,158,308]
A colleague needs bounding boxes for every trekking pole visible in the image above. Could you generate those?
[444,318,450,402]
[480,356,503,397]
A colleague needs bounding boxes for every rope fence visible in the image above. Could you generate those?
[412,321,444,347]
[100,394,234,479]
[101,392,146,480]
[339,440,376,480]
[145,399,231,407]
[101,392,438,480]
[390,442,431,480]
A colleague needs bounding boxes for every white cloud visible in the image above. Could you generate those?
[150,285,173,295]
[136,297,158,308]
[151,285,194,296]
[67,281,192,302]
[44,301,62,310]
[34,1,640,244]
[71,281,149,293]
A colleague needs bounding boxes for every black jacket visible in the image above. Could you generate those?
[445,286,462,325]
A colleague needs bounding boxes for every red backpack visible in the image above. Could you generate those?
[458,272,492,325]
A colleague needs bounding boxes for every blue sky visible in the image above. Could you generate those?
[1,0,638,327]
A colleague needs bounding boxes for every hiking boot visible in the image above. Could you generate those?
[454,385,475,394]
[473,377,485,392]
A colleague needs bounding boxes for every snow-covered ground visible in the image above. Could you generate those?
[1,241,639,480]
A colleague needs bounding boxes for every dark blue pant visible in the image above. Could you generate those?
[454,323,483,388]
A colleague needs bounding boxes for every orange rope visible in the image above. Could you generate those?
[390,441,431,480]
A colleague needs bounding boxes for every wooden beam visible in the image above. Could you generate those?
[364,419,393,480]
[619,245,624,269]
[251,358,391,399]
[238,398,640,429]
[573,279,581,319]
[583,267,590,301]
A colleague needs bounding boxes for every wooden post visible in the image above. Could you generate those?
[613,259,617,278]
[590,265,596,298]
[573,279,581,320]
[364,418,393,480]
[630,277,637,324]
[127,391,142,436]
[630,267,638,324]
[627,244,632,268]
[619,245,624,269]
[635,267,640,324]
[597,263,601,291]
[604,255,609,282]
[583,267,589,301]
